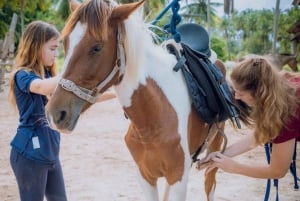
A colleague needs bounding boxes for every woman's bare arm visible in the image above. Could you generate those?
[207,138,295,179]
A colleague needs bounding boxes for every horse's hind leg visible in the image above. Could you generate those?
[204,124,225,201]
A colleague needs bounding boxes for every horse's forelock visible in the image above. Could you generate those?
[62,0,114,41]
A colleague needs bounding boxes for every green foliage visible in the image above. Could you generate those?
[231,9,274,54]
[180,0,223,26]
[0,0,72,54]
[210,37,226,61]
[277,7,300,53]
[0,0,56,42]
[0,0,299,64]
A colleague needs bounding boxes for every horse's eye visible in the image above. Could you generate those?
[89,44,103,55]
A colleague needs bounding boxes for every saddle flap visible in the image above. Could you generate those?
[166,40,241,126]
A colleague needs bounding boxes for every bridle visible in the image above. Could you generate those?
[58,24,126,104]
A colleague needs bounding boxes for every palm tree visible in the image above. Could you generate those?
[224,0,234,14]
[180,0,222,28]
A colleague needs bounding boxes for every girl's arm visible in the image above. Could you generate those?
[223,132,257,157]
[30,76,60,96]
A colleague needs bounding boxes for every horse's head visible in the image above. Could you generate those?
[286,55,298,72]
[46,0,145,132]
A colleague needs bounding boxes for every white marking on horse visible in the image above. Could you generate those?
[61,22,86,74]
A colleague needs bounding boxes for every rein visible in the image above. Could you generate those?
[59,25,126,104]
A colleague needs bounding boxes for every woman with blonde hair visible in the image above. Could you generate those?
[200,56,300,181]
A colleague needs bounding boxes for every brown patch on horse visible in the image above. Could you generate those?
[215,59,226,76]
[187,107,209,154]
[124,78,184,186]
[188,107,225,200]
[187,107,224,155]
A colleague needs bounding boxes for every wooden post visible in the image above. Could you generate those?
[0,13,17,92]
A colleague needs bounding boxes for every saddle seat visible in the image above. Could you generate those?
[177,23,212,57]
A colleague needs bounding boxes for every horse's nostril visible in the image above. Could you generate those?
[58,111,67,123]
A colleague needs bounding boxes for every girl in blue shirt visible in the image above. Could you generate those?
[9,21,67,201]
[9,20,116,201]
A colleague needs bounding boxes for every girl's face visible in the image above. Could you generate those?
[42,37,59,67]
[231,82,255,107]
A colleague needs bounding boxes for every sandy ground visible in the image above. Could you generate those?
[0,75,299,201]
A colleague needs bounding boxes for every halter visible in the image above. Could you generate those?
[58,25,126,104]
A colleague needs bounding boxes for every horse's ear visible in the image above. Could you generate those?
[110,0,145,22]
[69,0,80,12]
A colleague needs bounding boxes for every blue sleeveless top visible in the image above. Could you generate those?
[10,69,60,164]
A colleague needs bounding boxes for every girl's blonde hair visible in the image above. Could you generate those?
[9,21,60,107]
[230,56,300,144]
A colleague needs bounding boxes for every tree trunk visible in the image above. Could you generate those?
[20,0,25,34]
[0,13,18,92]
[207,0,211,37]
[272,0,280,54]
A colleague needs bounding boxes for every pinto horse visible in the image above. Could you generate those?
[46,0,226,200]
[265,53,298,72]
[240,53,298,72]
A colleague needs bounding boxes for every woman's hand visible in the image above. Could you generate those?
[197,152,238,175]
[207,152,238,174]
[196,151,220,170]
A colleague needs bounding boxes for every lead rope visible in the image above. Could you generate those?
[151,0,181,42]
[290,141,299,190]
[264,141,299,201]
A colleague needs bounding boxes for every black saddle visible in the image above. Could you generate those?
[177,23,211,57]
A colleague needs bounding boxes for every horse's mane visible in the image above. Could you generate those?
[123,11,166,73]
[62,0,114,41]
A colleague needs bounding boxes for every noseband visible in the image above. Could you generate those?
[58,25,126,104]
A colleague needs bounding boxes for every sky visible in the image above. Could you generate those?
[212,0,294,16]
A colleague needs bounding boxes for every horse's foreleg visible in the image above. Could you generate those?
[204,128,224,201]
[138,174,160,201]
[163,183,170,201]
[166,164,190,201]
